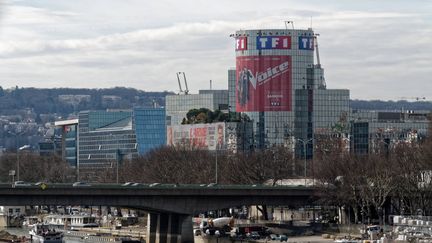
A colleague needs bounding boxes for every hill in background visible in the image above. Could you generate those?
[350,99,432,111]
[0,86,172,119]
[0,87,430,120]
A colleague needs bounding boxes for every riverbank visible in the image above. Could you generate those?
[0,229,27,242]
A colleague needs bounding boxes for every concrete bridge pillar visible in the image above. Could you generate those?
[147,213,193,243]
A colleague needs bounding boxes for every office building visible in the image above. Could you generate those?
[77,110,138,177]
[133,107,167,155]
[350,110,429,154]
[54,119,78,167]
[38,138,62,157]
[232,28,350,157]
[54,109,167,178]
[166,90,229,126]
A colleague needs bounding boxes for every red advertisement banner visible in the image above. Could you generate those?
[167,123,225,150]
[236,55,292,112]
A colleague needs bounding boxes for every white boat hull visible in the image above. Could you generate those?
[29,224,65,243]
[30,234,64,243]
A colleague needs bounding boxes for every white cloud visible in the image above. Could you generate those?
[0,1,430,100]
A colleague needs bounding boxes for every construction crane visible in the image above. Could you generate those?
[399,97,426,101]
[176,72,189,95]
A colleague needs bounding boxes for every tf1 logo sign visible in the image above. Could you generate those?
[256,36,291,50]
[299,37,314,50]
[236,37,247,51]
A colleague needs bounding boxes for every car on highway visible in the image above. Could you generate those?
[13,181,32,187]
[72,182,91,187]
[246,231,261,240]
[268,234,288,241]
[278,234,288,242]
[269,234,277,240]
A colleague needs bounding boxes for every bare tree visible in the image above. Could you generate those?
[0,153,75,183]
[359,154,396,225]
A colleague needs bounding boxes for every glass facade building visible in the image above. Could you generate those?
[38,139,62,157]
[351,122,369,154]
[133,107,167,155]
[77,111,138,171]
[233,28,351,158]
[234,29,314,151]
[228,68,237,112]
[54,119,78,167]
[54,109,168,179]
[350,110,429,154]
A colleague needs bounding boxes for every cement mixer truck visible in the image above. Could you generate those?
[200,217,235,236]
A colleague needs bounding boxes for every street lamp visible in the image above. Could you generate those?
[17,145,31,181]
[296,138,314,186]
[215,144,224,184]
[8,131,28,181]
[215,148,218,184]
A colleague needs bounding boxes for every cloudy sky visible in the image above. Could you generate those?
[0,0,431,100]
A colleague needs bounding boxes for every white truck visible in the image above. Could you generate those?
[200,217,235,236]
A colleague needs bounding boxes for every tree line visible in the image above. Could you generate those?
[0,86,171,117]
[314,127,432,224]
[1,123,431,223]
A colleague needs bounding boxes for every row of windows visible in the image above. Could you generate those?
[236,49,314,57]
[79,143,137,151]
[135,124,166,130]
[135,133,165,140]
[80,133,136,140]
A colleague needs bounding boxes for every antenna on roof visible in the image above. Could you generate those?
[285,21,294,30]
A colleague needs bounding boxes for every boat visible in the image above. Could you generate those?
[23,216,40,228]
[29,224,64,243]
[44,214,99,228]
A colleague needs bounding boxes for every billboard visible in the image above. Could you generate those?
[299,36,314,50]
[256,36,291,50]
[167,123,225,150]
[236,37,247,51]
[236,55,292,112]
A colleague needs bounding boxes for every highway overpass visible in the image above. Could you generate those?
[0,183,319,243]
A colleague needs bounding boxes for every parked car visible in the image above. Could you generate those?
[72,182,91,187]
